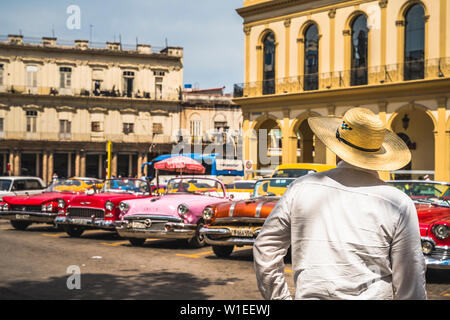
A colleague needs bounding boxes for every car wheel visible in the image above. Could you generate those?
[63,225,84,237]
[212,245,234,258]
[10,220,31,231]
[129,238,146,246]
[187,220,207,249]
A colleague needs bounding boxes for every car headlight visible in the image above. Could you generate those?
[432,224,449,240]
[46,203,53,212]
[58,199,66,209]
[105,201,114,211]
[177,203,189,217]
[41,204,47,212]
[202,207,214,221]
[3,203,9,211]
[119,202,129,213]
[421,240,434,255]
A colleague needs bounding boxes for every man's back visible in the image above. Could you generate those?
[253,162,427,300]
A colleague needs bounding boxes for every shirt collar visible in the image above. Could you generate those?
[337,161,380,177]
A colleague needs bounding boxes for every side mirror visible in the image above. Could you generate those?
[229,194,234,200]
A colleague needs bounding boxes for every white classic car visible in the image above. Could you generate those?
[0,176,46,201]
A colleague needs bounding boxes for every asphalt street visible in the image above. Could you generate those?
[0,220,448,300]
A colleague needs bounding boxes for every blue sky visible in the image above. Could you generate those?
[0,0,244,93]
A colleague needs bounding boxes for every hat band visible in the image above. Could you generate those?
[335,129,381,153]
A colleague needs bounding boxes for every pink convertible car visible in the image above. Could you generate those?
[115,177,231,247]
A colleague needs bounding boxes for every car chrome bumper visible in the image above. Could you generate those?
[200,226,260,246]
[115,219,196,239]
[425,257,450,269]
[0,211,58,223]
[55,216,116,230]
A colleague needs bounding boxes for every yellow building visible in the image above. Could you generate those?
[235,0,450,181]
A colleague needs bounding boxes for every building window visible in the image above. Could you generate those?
[262,32,276,95]
[91,121,103,132]
[26,65,38,90]
[152,122,163,134]
[26,110,37,133]
[350,14,368,86]
[404,4,425,81]
[59,120,71,139]
[155,77,163,100]
[214,121,228,132]
[304,23,319,91]
[123,71,134,98]
[123,123,134,135]
[190,120,201,138]
[0,64,4,86]
[153,71,166,76]
[59,67,72,88]
[0,118,3,135]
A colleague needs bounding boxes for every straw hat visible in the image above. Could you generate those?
[307,107,411,171]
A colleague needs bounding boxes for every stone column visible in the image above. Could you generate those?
[47,152,54,183]
[67,152,72,178]
[75,151,80,177]
[13,151,20,176]
[8,152,14,176]
[128,154,133,177]
[98,154,103,179]
[111,153,117,177]
[42,151,48,184]
[434,97,449,181]
[80,152,86,177]
[137,153,143,178]
[35,153,40,178]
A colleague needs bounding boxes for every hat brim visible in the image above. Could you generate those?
[308,116,411,171]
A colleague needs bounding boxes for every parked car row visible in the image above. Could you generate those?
[0,165,448,270]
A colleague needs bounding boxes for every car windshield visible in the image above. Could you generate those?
[102,179,149,194]
[389,182,449,198]
[253,178,296,197]
[0,179,12,191]
[166,178,225,197]
[47,179,86,193]
[272,168,316,178]
[226,182,255,190]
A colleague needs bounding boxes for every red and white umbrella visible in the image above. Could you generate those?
[154,156,205,174]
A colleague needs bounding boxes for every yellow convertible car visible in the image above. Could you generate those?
[52,177,103,192]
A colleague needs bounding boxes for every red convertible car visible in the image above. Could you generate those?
[0,178,102,230]
[388,181,449,269]
[413,199,449,269]
[55,178,152,237]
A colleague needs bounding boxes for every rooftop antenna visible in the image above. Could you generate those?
[136,36,138,49]
[52,25,55,38]
[89,24,93,42]
[119,34,122,49]
[165,37,168,47]
[19,29,22,36]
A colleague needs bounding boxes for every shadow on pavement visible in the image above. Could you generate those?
[0,271,239,300]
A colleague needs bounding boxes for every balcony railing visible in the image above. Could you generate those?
[0,84,181,101]
[234,57,450,98]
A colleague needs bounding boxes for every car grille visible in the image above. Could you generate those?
[431,247,450,260]
[11,205,41,213]
[67,207,105,219]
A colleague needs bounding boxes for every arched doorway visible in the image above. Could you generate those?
[254,118,282,171]
[292,116,326,164]
[390,107,435,179]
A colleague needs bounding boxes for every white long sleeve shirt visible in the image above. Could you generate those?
[253,161,427,300]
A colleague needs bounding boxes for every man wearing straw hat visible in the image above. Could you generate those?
[253,107,426,300]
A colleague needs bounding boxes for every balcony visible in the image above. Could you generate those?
[233,57,450,98]
[0,84,181,102]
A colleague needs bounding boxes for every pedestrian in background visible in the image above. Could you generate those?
[253,107,426,300]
